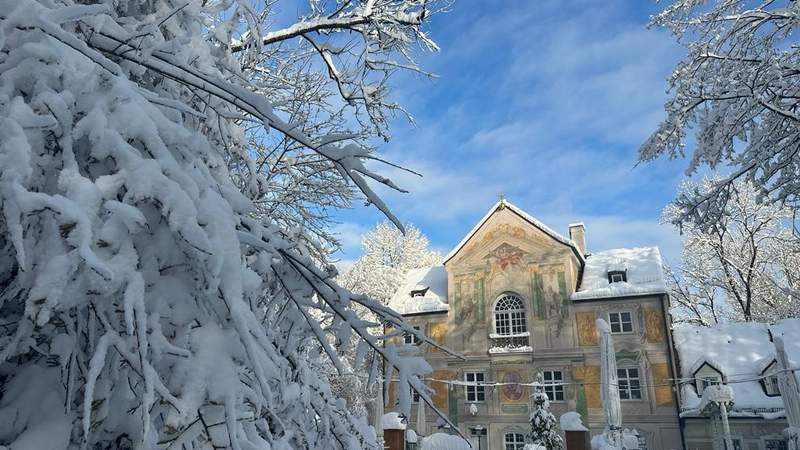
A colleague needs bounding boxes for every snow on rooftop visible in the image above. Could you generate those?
[387,266,448,315]
[674,318,800,416]
[571,247,666,300]
[444,199,584,263]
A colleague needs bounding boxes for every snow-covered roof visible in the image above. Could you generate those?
[674,319,800,416]
[571,247,666,300]
[387,266,448,315]
[443,199,584,264]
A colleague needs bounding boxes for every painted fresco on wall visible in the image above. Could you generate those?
[644,307,666,343]
[499,370,527,404]
[484,242,525,276]
[576,312,598,346]
[651,362,674,406]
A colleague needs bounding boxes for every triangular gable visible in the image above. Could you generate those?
[443,199,585,265]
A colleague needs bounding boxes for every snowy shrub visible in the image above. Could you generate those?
[0,0,454,449]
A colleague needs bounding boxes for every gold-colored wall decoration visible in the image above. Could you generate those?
[431,369,456,410]
[644,307,666,343]
[428,322,448,352]
[651,363,674,406]
[576,312,598,346]
[573,366,601,408]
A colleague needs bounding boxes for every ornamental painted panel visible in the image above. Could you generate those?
[651,362,674,406]
[530,271,545,320]
[576,312,598,346]
[644,307,666,343]
[573,366,601,409]
[431,370,456,410]
[428,321,448,353]
[498,370,528,404]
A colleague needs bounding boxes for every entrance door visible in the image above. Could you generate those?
[469,426,488,450]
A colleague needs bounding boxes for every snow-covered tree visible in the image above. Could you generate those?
[0,1,457,449]
[666,179,800,325]
[326,222,440,417]
[642,0,800,228]
[527,373,564,450]
[338,221,442,303]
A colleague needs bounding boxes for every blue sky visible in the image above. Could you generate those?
[330,1,692,268]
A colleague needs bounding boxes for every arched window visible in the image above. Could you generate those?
[494,294,527,336]
[504,432,526,450]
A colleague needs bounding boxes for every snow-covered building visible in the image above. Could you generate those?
[674,320,800,450]
[385,200,681,450]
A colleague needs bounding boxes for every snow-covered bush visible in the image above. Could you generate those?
[528,375,564,450]
[0,0,453,449]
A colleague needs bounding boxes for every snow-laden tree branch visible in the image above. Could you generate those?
[642,0,800,228]
[665,179,800,325]
[0,0,457,448]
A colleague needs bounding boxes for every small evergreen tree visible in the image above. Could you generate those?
[528,373,565,450]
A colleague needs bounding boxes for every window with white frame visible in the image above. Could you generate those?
[403,326,421,345]
[494,294,527,336]
[765,374,781,396]
[608,311,633,333]
[504,433,526,450]
[617,367,642,400]
[765,439,788,450]
[465,372,485,402]
[542,370,565,401]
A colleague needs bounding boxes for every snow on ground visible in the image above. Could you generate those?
[387,266,449,314]
[572,247,666,300]
[673,318,800,416]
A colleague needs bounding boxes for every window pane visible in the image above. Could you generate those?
[610,321,621,333]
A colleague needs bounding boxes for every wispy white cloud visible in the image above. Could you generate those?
[335,1,688,265]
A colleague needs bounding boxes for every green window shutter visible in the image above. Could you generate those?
[474,278,485,322]
[447,383,459,426]
[531,272,545,320]
[557,271,568,318]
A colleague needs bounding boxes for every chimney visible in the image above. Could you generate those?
[569,223,586,256]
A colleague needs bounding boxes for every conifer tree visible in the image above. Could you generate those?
[528,373,565,450]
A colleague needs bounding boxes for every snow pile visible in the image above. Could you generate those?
[560,412,589,431]
[674,319,800,415]
[406,429,418,443]
[382,412,407,430]
[419,433,471,450]
[388,266,449,314]
[572,247,666,300]
[489,345,533,354]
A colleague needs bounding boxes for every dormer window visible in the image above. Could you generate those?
[760,360,781,396]
[608,270,627,283]
[693,362,724,394]
[410,288,428,298]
